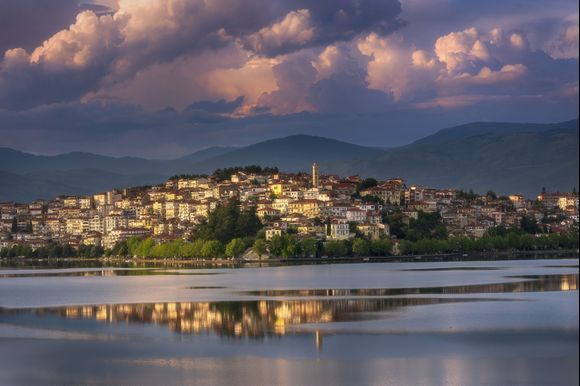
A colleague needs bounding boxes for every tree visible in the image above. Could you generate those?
[324,240,349,257]
[361,195,382,204]
[195,200,262,243]
[300,238,318,258]
[135,238,155,257]
[357,178,378,192]
[407,211,447,240]
[282,237,300,259]
[253,239,267,257]
[201,240,224,258]
[269,235,286,256]
[520,215,541,234]
[352,238,370,256]
[370,238,392,256]
[382,211,406,238]
[225,238,246,258]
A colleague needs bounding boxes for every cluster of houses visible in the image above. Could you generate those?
[1,162,578,252]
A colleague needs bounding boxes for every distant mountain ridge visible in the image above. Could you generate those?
[411,119,579,146]
[0,119,577,201]
[177,134,385,174]
[323,123,578,196]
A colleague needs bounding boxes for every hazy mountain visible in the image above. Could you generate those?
[324,121,579,196]
[0,169,166,202]
[171,146,237,165]
[0,148,158,175]
[0,146,236,175]
[412,119,578,146]
[174,134,384,174]
[0,120,578,201]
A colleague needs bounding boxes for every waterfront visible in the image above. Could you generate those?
[0,259,578,385]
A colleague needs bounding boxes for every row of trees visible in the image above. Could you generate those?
[194,200,262,243]
[252,235,394,259]
[399,231,579,255]
[0,242,104,259]
[108,236,254,259]
[212,166,278,181]
[382,211,448,241]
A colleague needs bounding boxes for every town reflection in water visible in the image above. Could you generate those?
[5,297,485,339]
[244,274,578,297]
[0,269,221,278]
[1,274,575,339]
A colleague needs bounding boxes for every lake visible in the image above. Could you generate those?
[0,258,578,385]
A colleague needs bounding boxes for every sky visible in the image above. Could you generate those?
[0,0,578,159]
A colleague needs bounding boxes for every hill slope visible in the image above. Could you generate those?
[324,123,579,196]
[177,134,384,174]
[412,119,578,146]
[0,120,577,201]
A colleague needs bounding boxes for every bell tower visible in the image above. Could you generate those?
[312,162,319,188]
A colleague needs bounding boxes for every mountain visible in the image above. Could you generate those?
[0,120,578,201]
[412,119,578,146]
[0,169,166,203]
[0,135,382,201]
[0,146,237,175]
[174,134,384,174]
[171,146,237,165]
[324,121,579,196]
[0,148,158,175]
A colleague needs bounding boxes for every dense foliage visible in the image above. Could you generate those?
[212,166,278,181]
[194,200,262,243]
[0,242,104,258]
[399,230,578,255]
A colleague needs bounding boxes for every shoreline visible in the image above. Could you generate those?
[1,249,578,268]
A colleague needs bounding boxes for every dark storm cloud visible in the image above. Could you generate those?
[184,96,245,114]
[0,0,80,54]
[244,0,404,56]
[0,88,576,159]
[0,0,403,110]
[0,0,577,158]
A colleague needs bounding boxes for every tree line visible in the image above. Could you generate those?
[0,243,104,258]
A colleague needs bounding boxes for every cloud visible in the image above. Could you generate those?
[0,0,577,158]
[356,25,577,109]
[547,24,579,59]
[0,0,403,110]
[246,9,316,55]
[0,0,81,54]
[256,51,319,114]
[184,96,245,114]
[358,32,439,101]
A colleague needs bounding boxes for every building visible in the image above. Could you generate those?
[312,162,319,188]
[327,219,350,240]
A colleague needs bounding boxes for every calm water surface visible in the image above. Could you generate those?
[0,258,578,385]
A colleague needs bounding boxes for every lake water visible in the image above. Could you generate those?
[0,258,578,385]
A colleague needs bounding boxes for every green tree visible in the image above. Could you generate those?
[324,240,349,257]
[196,200,262,243]
[253,239,268,257]
[520,215,541,234]
[282,236,300,259]
[357,178,378,192]
[225,238,246,258]
[370,238,392,256]
[201,240,224,258]
[352,238,370,256]
[269,234,286,256]
[300,238,318,258]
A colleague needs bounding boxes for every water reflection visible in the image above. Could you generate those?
[243,274,578,297]
[399,267,503,271]
[0,297,507,339]
[0,269,221,278]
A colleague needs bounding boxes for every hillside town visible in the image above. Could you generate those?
[1,163,578,257]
